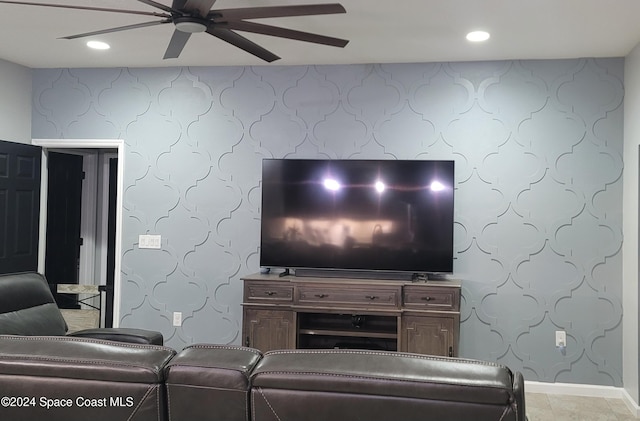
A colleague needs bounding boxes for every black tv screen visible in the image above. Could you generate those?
[260,159,455,275]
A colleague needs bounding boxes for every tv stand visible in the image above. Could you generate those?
[241,272,460,357]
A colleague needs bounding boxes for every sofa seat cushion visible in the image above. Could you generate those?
[251,349,515,406]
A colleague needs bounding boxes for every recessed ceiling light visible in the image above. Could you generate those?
[86,41,110,50]
[466,31,490,42]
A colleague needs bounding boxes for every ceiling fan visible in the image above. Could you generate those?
[0,0,349,62]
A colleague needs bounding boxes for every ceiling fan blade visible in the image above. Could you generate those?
[211,3,346,21]
[174,0,217,17]
[163,29,192,59]
[61,19,171,40]
[223,21,348,48]
[206,26,280,62]
[0,0,170,17]
[137,0,181,15]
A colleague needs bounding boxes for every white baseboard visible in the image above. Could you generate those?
[621,388,640,418]
[525,381,640,417]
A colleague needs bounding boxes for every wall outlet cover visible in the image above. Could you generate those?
[172,311,182,327]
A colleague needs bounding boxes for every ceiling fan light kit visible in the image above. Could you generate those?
[0,0,349,62]
[174,17,208,34]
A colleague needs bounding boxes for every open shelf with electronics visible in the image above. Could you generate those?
[297,312,399,351]
[241,272,460,357]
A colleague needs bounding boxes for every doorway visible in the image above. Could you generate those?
[45,151,83,309]
[33,139,125,328]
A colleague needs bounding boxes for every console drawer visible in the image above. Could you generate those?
[244,282,293,303]
[296,285,401,309]
[403,286,459,311]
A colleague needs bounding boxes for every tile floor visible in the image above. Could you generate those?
[526,392,637,420]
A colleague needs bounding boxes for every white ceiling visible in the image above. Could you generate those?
[0,0,639,69]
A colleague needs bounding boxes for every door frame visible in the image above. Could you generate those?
[33,138,124,328]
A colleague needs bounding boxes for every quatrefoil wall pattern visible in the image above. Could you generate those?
[31,58,624,386]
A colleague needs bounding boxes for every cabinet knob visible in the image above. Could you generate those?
[265,291,276,296]
[315,294,328,298]
[365,295,379,300]
[421,296,432,301]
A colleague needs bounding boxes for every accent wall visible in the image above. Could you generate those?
[32,58,624,386]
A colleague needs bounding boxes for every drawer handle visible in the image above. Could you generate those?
[421,296,432,301]
[365,295,379,300]
[315,294,328,298]
[264,291,277,296]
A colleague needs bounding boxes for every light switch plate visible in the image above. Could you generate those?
[139,234,161,249]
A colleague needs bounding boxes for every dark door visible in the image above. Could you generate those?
[0,140,42,274]
[45,152,83,308]
[104,157,118,327]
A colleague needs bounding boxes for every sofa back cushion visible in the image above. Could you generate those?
[0,272,67,335]
[250,349,524,421]
[0,335,176,421]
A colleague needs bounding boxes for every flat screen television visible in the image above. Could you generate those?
[260,159,455,278]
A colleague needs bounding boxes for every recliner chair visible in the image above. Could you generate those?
[0,271,163,345]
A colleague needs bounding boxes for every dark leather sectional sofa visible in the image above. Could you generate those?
[0,335,527,421]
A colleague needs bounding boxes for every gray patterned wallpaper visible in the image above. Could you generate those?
[31,58,624,386]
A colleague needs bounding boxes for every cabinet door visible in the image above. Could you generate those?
[243,308,295,352]
[401,315,457,357]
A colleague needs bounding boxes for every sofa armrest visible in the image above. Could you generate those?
[68,327,163,345]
